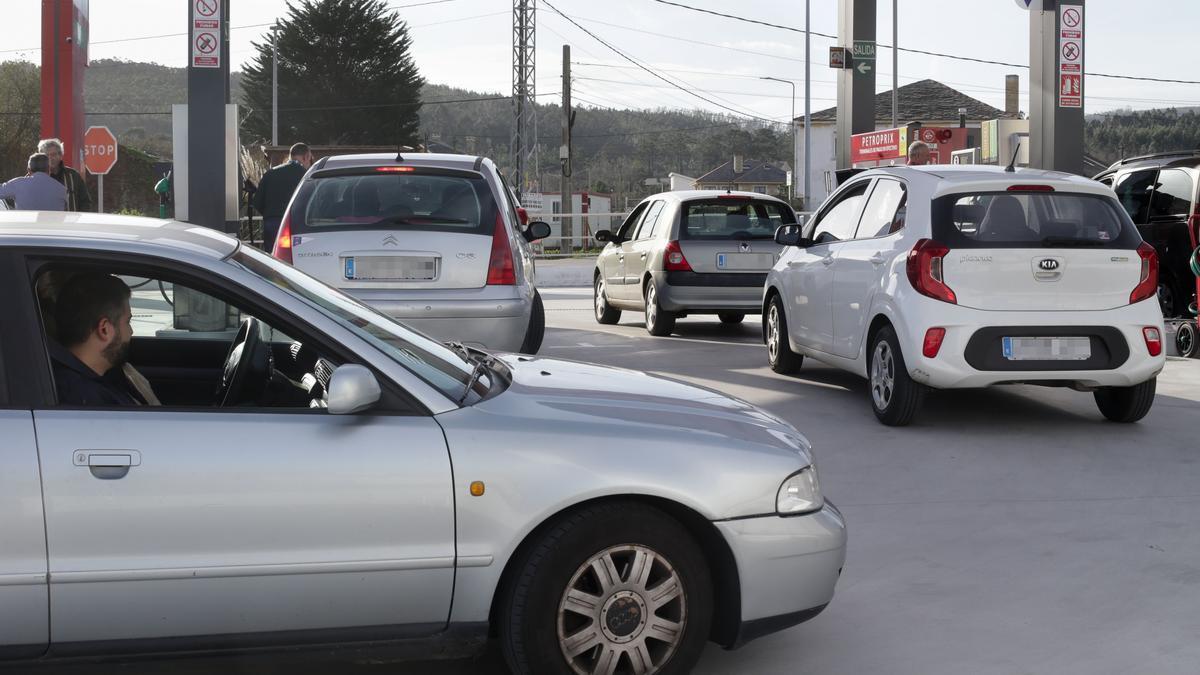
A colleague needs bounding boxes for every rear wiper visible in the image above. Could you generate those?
[387,215,470,225]
[1041,236,1105,247]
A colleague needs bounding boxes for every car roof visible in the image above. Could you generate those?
[0,211,239,258]
[642,189,789,204]
[857,165,1112,197]
[1096,150,1200,176]
[315,152,488,172]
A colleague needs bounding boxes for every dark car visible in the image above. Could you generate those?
[1094,151,1200,318]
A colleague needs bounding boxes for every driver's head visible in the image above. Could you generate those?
[55,273,133,373]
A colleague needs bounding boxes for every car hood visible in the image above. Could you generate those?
[484,353,813,464]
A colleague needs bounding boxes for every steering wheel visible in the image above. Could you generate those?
[216,317,273,407]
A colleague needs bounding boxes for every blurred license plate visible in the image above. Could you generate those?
[344,255,438,281]
[716,253,774,270]
[1002,336,1091,361]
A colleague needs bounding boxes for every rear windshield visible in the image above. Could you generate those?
[292,172,498,234]
[680,198,793,240]
[931,191,1142,249]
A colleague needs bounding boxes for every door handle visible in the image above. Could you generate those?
[869,253,886,265]
[640,253,647,259]
[821,255,835,266]
[74,450,141,480]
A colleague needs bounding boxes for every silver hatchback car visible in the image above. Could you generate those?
[275,152,551,353]
[1,213,844,674]
[594,191,794,335]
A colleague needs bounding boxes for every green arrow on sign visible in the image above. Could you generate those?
[856,61,872,75]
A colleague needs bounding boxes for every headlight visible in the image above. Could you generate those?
[776,467,823,515]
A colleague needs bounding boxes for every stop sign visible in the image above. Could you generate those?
[83,126,118,175]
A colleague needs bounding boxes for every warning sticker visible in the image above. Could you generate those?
[1057,4,1083,108]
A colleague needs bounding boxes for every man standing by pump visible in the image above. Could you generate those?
[39,138,92,212]
[253,142,312,251]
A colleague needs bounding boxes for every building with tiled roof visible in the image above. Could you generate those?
[694,156,789,198]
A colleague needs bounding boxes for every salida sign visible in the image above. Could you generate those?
[83,126,118,175]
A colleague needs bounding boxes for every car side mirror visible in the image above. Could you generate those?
[595,229,618,244]
[523,220,552,242]
[774,224,809,247]
[327,364,381,415]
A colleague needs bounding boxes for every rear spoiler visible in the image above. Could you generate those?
[309,165,483,180]
[834,168,867,187]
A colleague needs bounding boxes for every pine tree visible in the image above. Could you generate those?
[240,0,424,146]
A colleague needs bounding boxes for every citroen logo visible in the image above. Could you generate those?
[1038,258,1060,271]
[382,235,399,247]
[740,242,751,253]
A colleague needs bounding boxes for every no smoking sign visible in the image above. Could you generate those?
[191,0,221,68]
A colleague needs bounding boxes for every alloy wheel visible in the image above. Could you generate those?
[595,279,608,321]
[767,305,780,363]
[645,285,658,331]
[557,544,687,675]
[871,340,895,411]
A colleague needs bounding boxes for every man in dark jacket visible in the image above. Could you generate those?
[39,138,92,212]
[50,273,144,406]
[253,142,312,251]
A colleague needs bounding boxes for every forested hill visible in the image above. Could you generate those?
[1086,108,1200,166]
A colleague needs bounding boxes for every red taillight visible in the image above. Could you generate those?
[486,213,516,285]
[516,207,530,226]
[664,240,692,272]
[1130,241,1158,304]
[375,166,415,173]
[271,214,293,264]
[906,239,956,304]
[1143,327,1163,357]
[1007,184,1055,192]
[922,327,946,358]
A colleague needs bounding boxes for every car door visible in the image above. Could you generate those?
[625,200,667,302]
[0,258,49,660]
[831,178,907,359]
[599,201,648,302]
[780,180,870,354]
[24,255,456,651]
[612,202,652,302]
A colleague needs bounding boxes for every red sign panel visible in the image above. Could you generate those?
[83,126,118,175]
[851,129,903,164]
[1059,74,1082,108]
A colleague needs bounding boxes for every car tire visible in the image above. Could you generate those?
[868,325,925,426]
[519,291,546,354]
[594,275,621,325]
[717,312,745,325]
[645,281,676,337]
[1094,378,1156,423]
[1176,321,1197,358]
[765,296,803,374]
[498,502,713,675]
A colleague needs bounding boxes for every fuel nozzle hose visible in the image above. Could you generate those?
[1191,245,1200,316]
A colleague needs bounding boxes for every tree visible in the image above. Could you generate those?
[240,0,424,146]
[0,61,41,181]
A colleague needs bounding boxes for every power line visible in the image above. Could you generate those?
[648,0,1200,85]
[541,0,781,125]
[575,75,836,101]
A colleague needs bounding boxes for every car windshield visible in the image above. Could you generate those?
[931,191,1141,249]
[680,198,791,240]
[297,172,497,234]
[231,246,476,400]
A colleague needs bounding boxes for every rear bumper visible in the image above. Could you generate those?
[655,271,767,313]
[346,287,532,352]
[715,502,846,645]
[900,299,1166,389]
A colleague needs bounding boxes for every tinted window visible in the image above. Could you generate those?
[680,198,792,240]
[855,179,907,239]
[296,173,497,234]
[636,201,666,240]
[617,202,649,239]
[1112,170,1156,223]
[1149,168,1194,219]
[932,191,1140,249]
[810,183,869,243]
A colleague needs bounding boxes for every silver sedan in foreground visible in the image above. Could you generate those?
[0,213,845,674]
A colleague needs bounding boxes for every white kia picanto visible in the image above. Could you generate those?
[763,165,1165,426]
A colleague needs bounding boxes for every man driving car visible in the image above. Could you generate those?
[50,273,147,406]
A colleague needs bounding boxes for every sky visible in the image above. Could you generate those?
[2,0,1199,124]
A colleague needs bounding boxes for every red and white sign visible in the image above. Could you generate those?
[851,129,903,163]
[191,0,221,69]
[1057,4,1083,108]
[83,126,118,175]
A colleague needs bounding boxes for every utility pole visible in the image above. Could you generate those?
[271,23,279,147]
[560,45,573,253]
[803,0,811,210]
[511,0,537,201]
[761,77,795,201]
